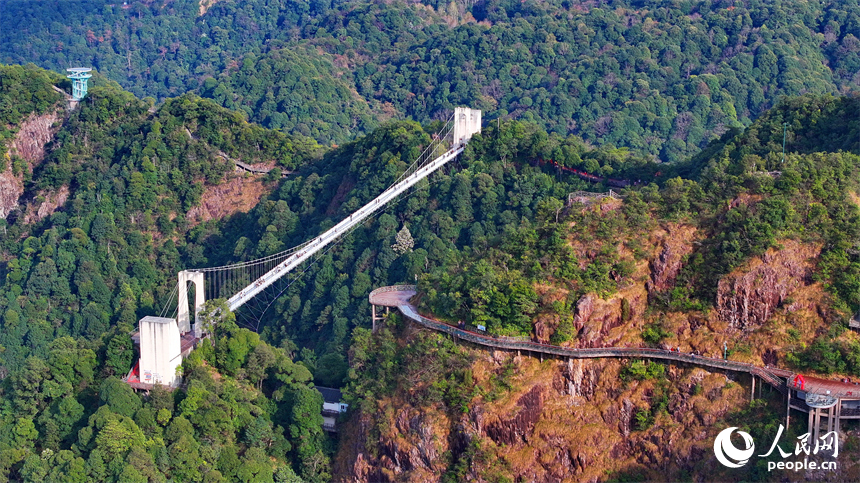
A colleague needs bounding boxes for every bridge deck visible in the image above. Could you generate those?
[226,142,466,311]
[190,108,480,321]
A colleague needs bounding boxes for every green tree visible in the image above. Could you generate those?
[289,387,329,483]
[99,377,141,418]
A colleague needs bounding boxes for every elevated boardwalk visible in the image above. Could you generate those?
[233,159,291,176]
[369,285,789,391]
[218,150,292,176]
[370,285,860,436]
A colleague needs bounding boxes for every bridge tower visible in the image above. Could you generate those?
[66,68,92,101]
[129,270,203,389]
[453,107,481,145]
[177,270,205,337]
[129,107,482,391]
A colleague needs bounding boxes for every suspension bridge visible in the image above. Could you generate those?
[126,108,481,388]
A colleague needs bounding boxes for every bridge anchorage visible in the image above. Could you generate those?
[125,108,482,389]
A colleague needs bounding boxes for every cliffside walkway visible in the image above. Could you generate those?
[233,159,288,175]
[218,150,293,176]
[369,285,793,393]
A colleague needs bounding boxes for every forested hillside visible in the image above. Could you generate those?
[199,46,384,144]
[2,0,859,158]
[0,63,664,482]
[337,94,860,482]
[180,114,635,384]
[420,94,860,337]
[3,48,860,479]
[0,65,343,482]
[0,73,319,372]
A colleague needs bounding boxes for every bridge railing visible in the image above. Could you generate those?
[227,134,467,311]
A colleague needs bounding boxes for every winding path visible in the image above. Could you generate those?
[369,285,793,393]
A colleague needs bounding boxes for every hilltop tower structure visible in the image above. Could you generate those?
[66,68,92,101]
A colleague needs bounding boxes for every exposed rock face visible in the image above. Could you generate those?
[648,223,696,294]
[2,110,61,220]
[559,358,598,399]
[0,170,20,220]
[533,313,558,343]
[8,110,59,164]
[716,240,819,330]
[337,325,860,482]
[337,405,451,483]
[571,291,645,348]
[573,294,595,330]
[463,357,748,482]
[199,0,222,16]
[484,384,545,445]
[23,185,69,224]
[186,174,271,225]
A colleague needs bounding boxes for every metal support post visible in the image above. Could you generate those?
[751,375,756,402]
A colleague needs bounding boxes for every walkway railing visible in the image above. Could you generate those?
[368,285,419,298]
[567,190,623,205]
[372,285,788,394]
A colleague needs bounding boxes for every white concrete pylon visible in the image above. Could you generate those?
[177,270,205,334]
[453,107,481,146]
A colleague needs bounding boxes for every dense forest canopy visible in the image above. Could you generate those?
[2,48,860,479]
[2,0,859,158]
[0,66,334,483]
[0,77,321,374]
[0,1,860,481]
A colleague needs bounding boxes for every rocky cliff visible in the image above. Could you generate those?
[335,335,765,482]
[647,223,697,294]
[335,217,858,481]
[1,109,62,220]
[186,173,273,225]
[716,240,819,331]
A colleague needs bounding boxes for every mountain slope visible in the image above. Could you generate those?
[3,0,860,158]
[335,94,860,481]
[0,66,321,373]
